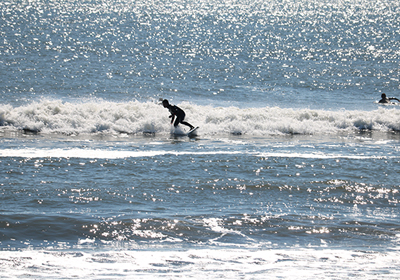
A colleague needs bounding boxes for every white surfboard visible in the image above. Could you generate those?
[375,101,399,106]
[187,127,199,137]
[377,102,399,106]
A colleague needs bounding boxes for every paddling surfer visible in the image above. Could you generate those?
[162,99,195,130]
[379,93,400,104]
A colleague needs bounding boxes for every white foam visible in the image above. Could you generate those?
[258,152,394,160]
[0,248,399,279]
[0,148,243,159]
[1,99,400,136]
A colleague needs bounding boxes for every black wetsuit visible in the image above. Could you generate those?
[168,105,185,126]
[168,105,193,129]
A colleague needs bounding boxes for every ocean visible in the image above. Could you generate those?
[1,0,400,278]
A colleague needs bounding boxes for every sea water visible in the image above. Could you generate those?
[1,0,400,279]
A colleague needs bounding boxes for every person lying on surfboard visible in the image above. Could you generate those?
[162,99,195,130]
[379,93,400,104]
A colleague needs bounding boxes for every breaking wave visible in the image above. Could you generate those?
[1,99,400,136]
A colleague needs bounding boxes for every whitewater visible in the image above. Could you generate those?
[2,100,400,136]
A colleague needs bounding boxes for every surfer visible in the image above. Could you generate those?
[379,93,400,104]
[162,99,195,130]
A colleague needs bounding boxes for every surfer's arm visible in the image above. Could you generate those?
[170,114,175,124]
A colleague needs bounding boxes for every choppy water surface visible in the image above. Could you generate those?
[1,0,400,108]
[1,0,400,279]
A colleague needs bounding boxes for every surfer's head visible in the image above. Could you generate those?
[381,93,386,99]
[162,99,169,108]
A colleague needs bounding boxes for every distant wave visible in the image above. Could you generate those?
[1,99,400,136]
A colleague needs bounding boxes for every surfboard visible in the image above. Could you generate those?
[187,127,199,137]
[376,101,399,106]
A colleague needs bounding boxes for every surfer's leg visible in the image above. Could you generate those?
[176,112,194,129]
[181,121,194,130]
[173,118,180,127]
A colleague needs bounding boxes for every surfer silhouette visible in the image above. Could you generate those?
[162,99,195,130]
[379,93,400,104]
